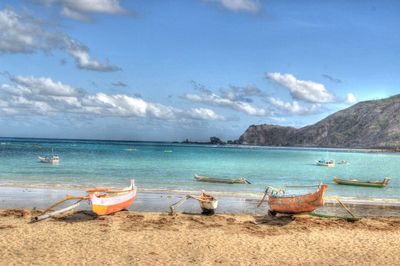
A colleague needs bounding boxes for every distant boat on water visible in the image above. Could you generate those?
[333,177,390,188]
[38,148,60,164]
[315,159,335,167]
[38,155,60,164]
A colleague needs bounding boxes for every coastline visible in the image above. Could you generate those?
[1,186,399,217]
[1,208,400,265]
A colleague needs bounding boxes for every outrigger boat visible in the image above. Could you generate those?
[32,180,137,222]
[38,155,60,164]
[258,184,328,216]
[194,174,250,184]
[169,191,218,215]
[315,159,335,167]
[333,177,390,188]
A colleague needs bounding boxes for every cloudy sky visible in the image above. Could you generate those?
[0,0,399,141]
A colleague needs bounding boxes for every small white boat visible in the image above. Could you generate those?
[198,193,218,215]
[38,155,60,164]
[315,159,335,167]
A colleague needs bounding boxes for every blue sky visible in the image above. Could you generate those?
[0,0,399,141]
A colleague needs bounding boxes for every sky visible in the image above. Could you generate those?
[0,0,399,141]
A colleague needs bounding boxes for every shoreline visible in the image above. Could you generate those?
[1,208,400,265]
[1,186,399,217]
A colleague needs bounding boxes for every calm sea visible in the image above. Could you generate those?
[0,138,399,200]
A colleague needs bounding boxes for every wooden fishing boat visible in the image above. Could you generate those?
[333,177,390,188]
[169,191,218,215]
[38,155,60,164]
[32,180,137,222]
[194,174,250,184]
[197,192,218,215]
[263,185,328,215]
[316,160,335,167]
[87,180,137,215]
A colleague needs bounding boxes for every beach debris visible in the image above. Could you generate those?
[169,192,218,216]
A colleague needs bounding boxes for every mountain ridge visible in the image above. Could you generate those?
[238,94,400,149]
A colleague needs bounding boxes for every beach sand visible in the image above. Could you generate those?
[1,209,400,265]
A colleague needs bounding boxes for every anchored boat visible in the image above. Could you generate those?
[333,177,390,188]
[38,155,60,164]
[315,160,335,167]
[258,184,328,215]
[194,174,250,184]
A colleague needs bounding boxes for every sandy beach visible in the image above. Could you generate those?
[1,209,400,265]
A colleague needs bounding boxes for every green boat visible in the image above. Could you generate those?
[333,177,390,188]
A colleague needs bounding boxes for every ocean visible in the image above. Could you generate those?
[0,137,399,201]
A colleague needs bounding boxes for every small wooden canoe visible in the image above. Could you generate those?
[194,174,250,184]
[333,177,390,188]
[87,180,137,215]
[197,192,218,215]
[268,185,328,215]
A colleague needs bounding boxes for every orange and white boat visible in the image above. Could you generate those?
[87,180,137,215]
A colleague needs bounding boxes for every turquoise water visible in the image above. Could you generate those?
[0,138,399,200]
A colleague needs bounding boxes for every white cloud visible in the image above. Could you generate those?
[32,0,129,21]
[208,0,261,13]
[267,97,320,115]
[346,93,357,104]
[0,75,224,121]
[266,72,335,103]
[189,108,225,120]
[184,92,267,116]
[0,8,120,71]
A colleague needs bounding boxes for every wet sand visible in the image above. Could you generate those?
[1,209,400,265]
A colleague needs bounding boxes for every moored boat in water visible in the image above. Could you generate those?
[38,155,60,164]
[315,160,335,167]
[194,174,250,184]
[333,177,390,188]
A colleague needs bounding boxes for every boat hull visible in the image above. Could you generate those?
[268,185,328,214]
[89,181,137,215]
[194,175,247,184]
[333,177,389,188]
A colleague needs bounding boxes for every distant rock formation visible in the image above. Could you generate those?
[238,94,400,149]
[181,137,226,145]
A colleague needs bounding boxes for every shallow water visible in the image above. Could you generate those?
[0,138,399,200]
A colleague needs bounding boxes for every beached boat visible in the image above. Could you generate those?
[169,191,218,215]
[333,177,390,188]
[259,184,328,215]
[197,192,218,215]
[38,155,60,164]
[194,174,250,184]
[32,180,137,222]
[315,160,335,167]
[87,180,137,215]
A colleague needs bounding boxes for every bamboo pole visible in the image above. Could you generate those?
[336,198,357,218]
[42,195,88,214]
